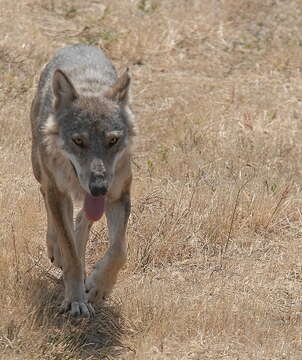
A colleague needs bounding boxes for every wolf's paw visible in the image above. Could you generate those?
[85,271,115,304]
[59,299,95,318]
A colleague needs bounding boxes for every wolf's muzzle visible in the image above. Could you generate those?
[89,173,108,197]
[89,182,108,197]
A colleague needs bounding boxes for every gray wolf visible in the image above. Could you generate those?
[30,44,135,317]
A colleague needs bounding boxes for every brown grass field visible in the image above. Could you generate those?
[1,0,302,358]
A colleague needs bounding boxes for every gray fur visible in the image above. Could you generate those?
[30,45,135,318]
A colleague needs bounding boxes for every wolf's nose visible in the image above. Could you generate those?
[89,183,108,197]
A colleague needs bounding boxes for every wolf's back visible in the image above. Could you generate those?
[35,45,118,123]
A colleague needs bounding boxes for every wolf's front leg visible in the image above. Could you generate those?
[75,209,93,276]
[85,192,130,303]
[40,187,63,269]
[45,187,94,317]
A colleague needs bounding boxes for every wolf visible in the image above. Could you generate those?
[30,44,135,317]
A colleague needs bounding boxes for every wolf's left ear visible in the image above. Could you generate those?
[104,68,131,105]
[53,69,78,111]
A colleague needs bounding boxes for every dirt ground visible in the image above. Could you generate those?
[1,0,302,359]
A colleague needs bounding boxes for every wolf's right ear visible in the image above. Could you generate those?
[104,68,131,105]
[52,69,78,111]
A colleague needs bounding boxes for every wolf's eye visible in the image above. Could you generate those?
[72,136,84,147]
[108,137,119,148]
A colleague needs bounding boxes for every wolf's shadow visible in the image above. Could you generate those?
[28,275,130,359]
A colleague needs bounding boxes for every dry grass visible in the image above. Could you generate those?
[1,0,302,358]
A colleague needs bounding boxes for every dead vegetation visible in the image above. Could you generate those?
[1,0,302,358]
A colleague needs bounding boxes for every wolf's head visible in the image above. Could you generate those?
[44,68,135,221]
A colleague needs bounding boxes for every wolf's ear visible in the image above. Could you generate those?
[53,69,78,111]
[104,68,131,105]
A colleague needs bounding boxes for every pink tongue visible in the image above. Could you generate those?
[84,194,105,221]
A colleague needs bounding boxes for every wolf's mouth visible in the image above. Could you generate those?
[69,160,105,222]
[84,194,105,222]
